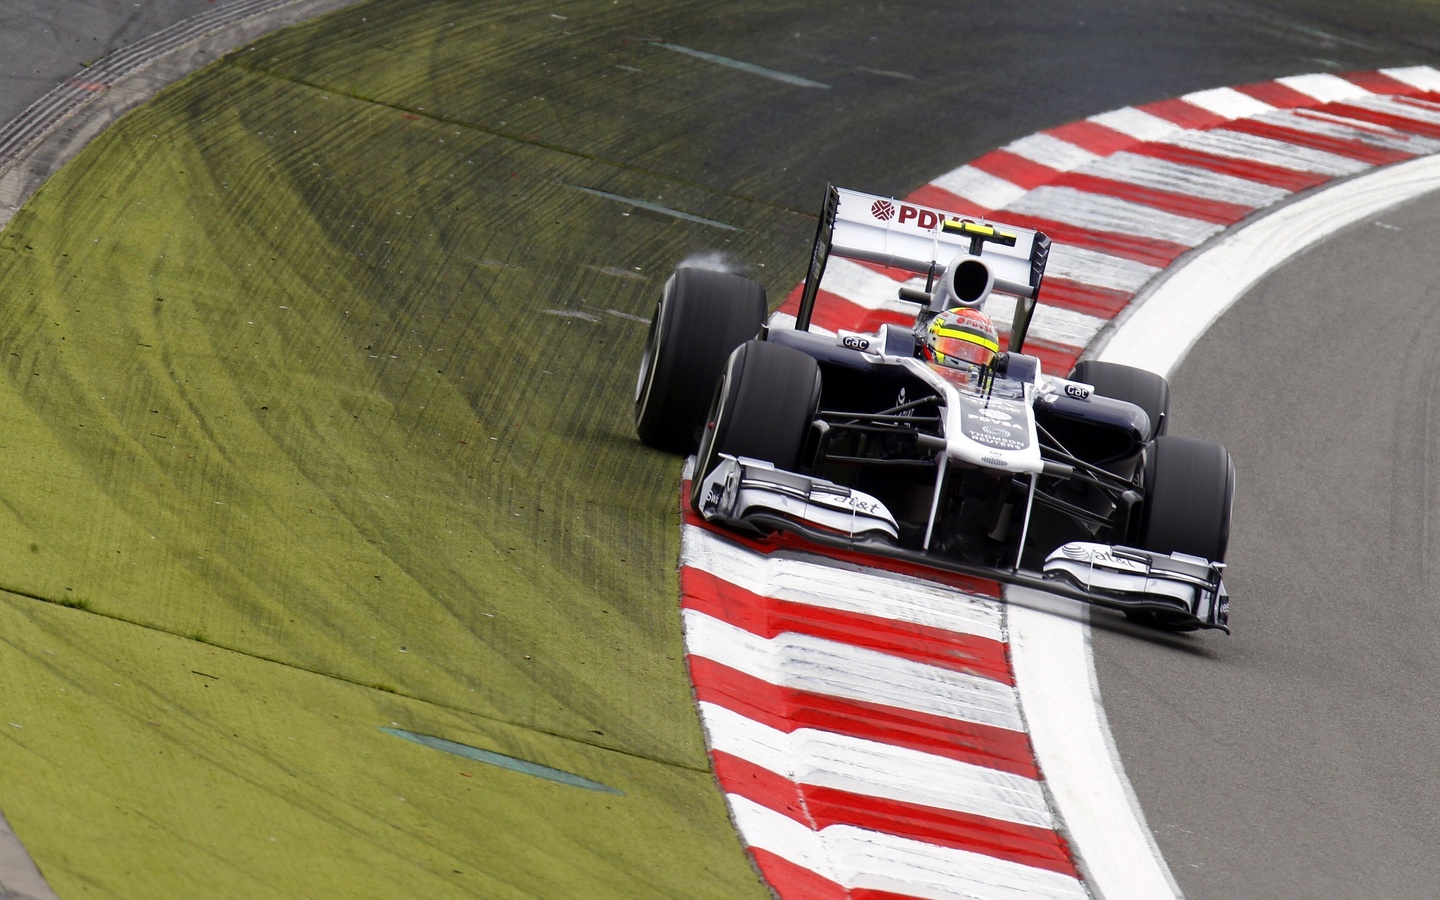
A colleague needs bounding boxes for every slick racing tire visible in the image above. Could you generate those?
[691,340,821,514]
[1069,359,1170,442]
[1131,435,1235,629]
[635,267,767,454]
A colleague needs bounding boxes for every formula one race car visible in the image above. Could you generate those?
[635,185,1234,632]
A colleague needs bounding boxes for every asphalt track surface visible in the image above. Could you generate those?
[0,2,221,124]
[3,2,1440,898]
[1095,191,1440,897]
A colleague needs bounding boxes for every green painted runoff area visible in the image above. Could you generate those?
[0,1,820,896]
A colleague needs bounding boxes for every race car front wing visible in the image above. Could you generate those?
[695,455,1230,633]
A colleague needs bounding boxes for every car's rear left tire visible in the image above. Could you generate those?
[635,267,767,454]
[691,340,821,513]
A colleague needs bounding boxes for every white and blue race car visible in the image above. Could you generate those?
[636,185,1234,632]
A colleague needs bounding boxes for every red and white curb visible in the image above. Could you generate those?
[677,65,1440,899]
[773,66,1440,378]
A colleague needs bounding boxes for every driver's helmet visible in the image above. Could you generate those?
[922,307,999,368]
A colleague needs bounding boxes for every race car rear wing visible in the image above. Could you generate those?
[795,185,1052,352]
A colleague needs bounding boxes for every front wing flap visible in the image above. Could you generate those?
[695,456,898,540]
[1041,542,1229,632]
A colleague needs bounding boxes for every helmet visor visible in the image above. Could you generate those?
[931,333,997,367]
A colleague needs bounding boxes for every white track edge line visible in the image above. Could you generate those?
[1013,152,1440,900]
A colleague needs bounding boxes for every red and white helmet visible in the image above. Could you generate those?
[922,307,999,368]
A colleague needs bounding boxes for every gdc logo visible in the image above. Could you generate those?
[871,199,896,221]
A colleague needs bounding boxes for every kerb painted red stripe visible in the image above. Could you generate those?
[1318,102,1440,140]
[1137,97,1231,129]
[713,751,1079,878]
[802,290,912,334]
[711,749,809,824]
[1007,335,1082,379]
[689,657,1040,777]
[1048,171,1253,224]
[1222,117,1413,165]
[1045,119,1137,156]
[1233,80,1321,109]
[969,149,1060,190]
[682,566,1013,683]
[803,784,1078,877]
[1343,70,1423,95]
[747,848,850,900]
[1124,141,1325,192]
[1041,277,1134,319]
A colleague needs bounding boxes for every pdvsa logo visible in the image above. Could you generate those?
[871,199,896,221]
[897,205,948,229]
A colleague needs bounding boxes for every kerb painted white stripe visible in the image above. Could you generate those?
[700,702,1055,829]
[987,297,1104,350]
[681,525,1005,640]
[768,310,833,335]
[728,796,1089,900]
[931,164,1028,211]
[683,610,1025,732]
[1278,72,1380,102]
[1004,132,1098,171]
[1087,106,1182,141]
[1383,65,1440,90]
[1180,85,1274,119]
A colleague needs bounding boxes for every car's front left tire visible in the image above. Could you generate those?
[691,339,821,513]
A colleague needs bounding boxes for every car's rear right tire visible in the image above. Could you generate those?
[1070,359,1170,442]
[691,340,820,513]
[635,267,767,454]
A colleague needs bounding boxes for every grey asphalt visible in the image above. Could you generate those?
[0,1,217,123]
[1090,193,1440,898]
[3,2,1440,898]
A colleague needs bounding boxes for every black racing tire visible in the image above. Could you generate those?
[635,267,767,454]
[1069,359,1170,441]
[1138,435,1234,561]
[690,340,821,513]
[1129,435,1235,629]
